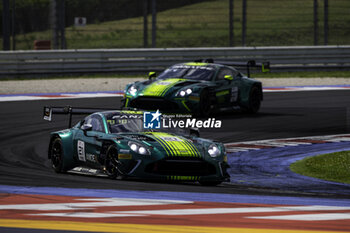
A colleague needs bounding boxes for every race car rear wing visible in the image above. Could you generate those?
[43,106,115,128]
[194,59,270,78]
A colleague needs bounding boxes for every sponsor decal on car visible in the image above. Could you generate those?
[86,153,97,163]
[188,95,200,101]
[118,154,132,160]
[167,175,199,181]
[77,140,85,161]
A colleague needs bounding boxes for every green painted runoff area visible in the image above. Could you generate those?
[290,150,350,184]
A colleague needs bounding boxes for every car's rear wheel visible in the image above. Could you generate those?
[245,86,261,114]
[105,145,121,179]
[50,137,66,173]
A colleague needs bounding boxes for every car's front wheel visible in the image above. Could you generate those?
[105,145,121,179]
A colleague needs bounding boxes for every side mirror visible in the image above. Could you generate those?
[262,62,270,73]
[224,75,233,81]
[81,123,92,136]
[148,72,156,80]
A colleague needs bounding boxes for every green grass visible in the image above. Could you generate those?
[290,151,350,184]
[4,0,350,50]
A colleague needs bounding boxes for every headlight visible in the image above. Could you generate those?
[128,141,150,155]
[177,88,192,97]
[208,144,220,157]
[129,143,138,152]
[128,85,138,96]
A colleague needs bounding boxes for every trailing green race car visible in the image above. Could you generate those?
[44,106,229,186]
[122,60,268,116]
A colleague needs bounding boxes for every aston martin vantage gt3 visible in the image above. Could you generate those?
[44,106,229,186]
[123,60,268,116]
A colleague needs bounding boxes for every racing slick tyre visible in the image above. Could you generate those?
[199,181,222,186]
[199,89,214,117]
[105,145,121,179]
[245,85,261,114]
[50,137,67,173]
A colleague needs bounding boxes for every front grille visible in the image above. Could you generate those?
[130,97,178,111]
[145,158,216,176]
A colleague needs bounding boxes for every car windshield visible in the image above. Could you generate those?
[157,65,215,81]
[105,112,150,133]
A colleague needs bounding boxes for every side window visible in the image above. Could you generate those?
[85,115,104,133]
[216,68,234,81]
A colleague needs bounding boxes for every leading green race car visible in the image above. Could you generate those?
[122,60,268,116]
[44,106,229,186]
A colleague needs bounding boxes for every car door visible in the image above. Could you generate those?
[214,67,239,107]
[74,114,105,167]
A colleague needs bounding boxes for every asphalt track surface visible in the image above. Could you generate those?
[0,90,350,196]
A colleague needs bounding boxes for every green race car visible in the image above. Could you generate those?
[122,60,267,116]
[44,106,229,186]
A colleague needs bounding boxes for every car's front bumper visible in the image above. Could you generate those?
[121,155,229,183]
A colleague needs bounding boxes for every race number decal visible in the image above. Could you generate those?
[77,140,86,161]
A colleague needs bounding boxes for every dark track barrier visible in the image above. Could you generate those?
[0,46,349,76]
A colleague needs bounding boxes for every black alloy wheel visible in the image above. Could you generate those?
[105,145,121,179]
